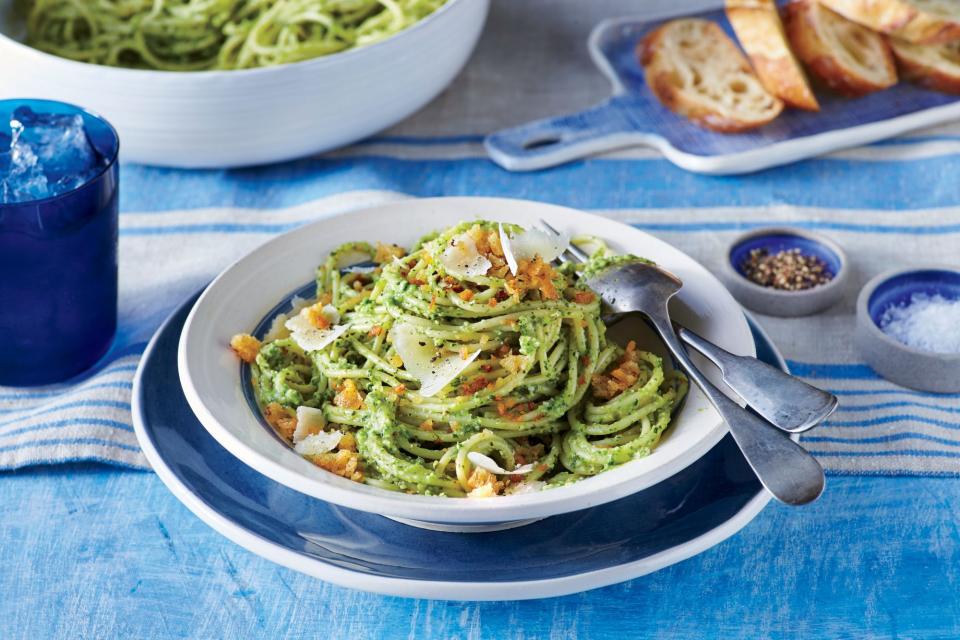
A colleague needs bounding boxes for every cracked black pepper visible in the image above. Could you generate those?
[741,248,833,291]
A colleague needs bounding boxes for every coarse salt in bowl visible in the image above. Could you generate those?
[856,266,960,393]
[0,0,488,167]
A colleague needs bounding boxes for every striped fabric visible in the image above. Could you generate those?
[2,0,959,474]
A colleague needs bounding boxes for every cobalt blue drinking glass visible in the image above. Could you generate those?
[0,99,120,385]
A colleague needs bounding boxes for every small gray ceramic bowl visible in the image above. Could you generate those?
[856,266,960,393]
[722,228,848,317]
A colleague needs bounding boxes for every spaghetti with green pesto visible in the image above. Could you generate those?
[25,0,447,70]
[230,220,688,497]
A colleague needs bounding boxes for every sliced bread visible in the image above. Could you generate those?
[818,0,960,44]
[639,18,784,132]
[726,0,820,110]
[889,38,960,93]
[785,0,898,96]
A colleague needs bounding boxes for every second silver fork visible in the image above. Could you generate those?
[540,220,838,434]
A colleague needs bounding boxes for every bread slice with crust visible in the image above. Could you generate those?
[639,18,784,132]
[726,0,820,110]
[785,0,898,96]
[889,38,960,93]
[819,0,960,44]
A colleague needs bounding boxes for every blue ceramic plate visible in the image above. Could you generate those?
[133,291,788,600]
[485,3,960,175]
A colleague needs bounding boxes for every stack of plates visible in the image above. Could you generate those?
[133,198,786,599]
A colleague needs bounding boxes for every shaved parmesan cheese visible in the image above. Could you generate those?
[391,323,481,397]
[510,480,546,495]
[498,223,519,276]
[440,233,492,279]
[294,430,342,455]
[335,250,375,270]
[467,451,536,475]
[293,406,327,443]
[264,295,312,342]
[289,295,311,314]
[498,225,570,276]
[285,309,349,352]
[264,313,290,343]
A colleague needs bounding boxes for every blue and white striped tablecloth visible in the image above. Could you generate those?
[2,0,959,476]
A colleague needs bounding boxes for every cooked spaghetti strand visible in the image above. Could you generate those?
[27,0,447,70]
[235,220,687,497]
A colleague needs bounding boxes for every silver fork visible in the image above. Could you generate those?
[541,220,838,433]
[538,220,826,506]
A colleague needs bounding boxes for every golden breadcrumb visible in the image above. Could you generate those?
[304,302,333,330]
[466,224,510,278]
[333,379,365,410]
[513,440,545,466]
[264,402,297,441]
[500,354,528,375]
[338,432,357,452]
[495,398,537,421]
[229,333,261,363]
[505,256,560,301]
[572,290,595,304]
[459,376,489,396]
[374,242,406,264]
[467,467,504,498]
[591,340,642,400]
[309,449,363,482]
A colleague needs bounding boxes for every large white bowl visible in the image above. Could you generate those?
[178,197,755,529]
[0,0,487,167]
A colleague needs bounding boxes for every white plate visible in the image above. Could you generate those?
[178,197,755,525]
[0,0,488,167]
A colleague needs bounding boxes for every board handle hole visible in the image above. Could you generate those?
[522,135,562,150]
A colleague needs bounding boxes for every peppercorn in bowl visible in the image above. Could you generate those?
[722,227,849,318]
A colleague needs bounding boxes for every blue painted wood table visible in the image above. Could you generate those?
[4,470,959,638]
[4,1,960,637]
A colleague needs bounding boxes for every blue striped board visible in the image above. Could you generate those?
[484,6,960,174]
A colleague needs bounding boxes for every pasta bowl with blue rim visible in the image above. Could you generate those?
[0,0,487,167]
[178,197,756,530]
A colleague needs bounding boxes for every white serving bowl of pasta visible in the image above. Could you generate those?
[0,0,487,167]
[178,197,756,530]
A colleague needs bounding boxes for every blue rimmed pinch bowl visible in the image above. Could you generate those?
[856,266,960,393]
[722,228,848,317]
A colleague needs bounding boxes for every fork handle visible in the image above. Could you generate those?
[646,310,825,506]
[678,326,838,433]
